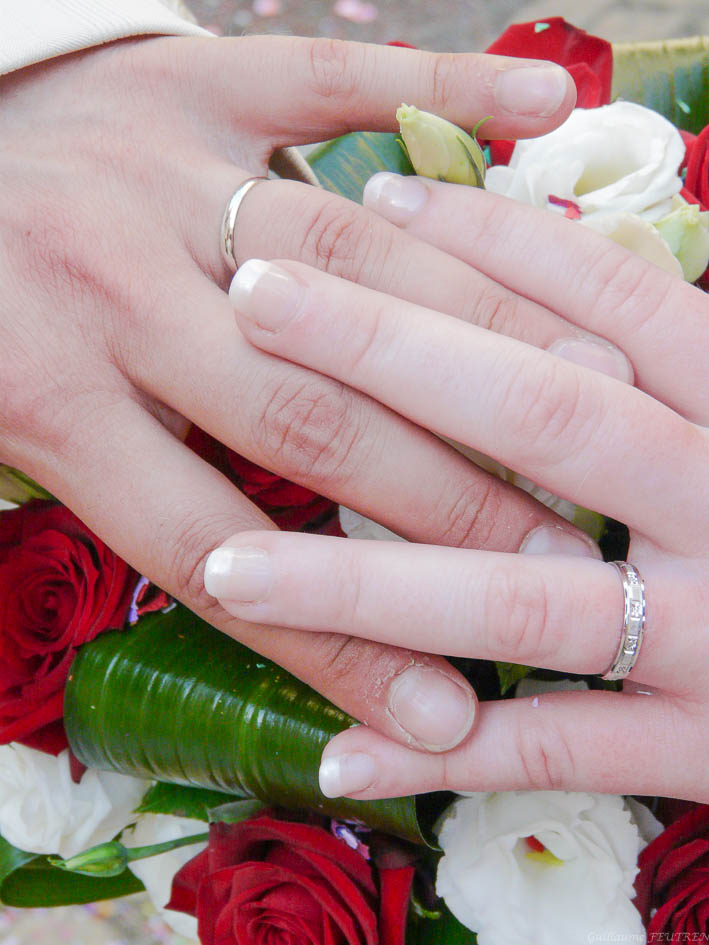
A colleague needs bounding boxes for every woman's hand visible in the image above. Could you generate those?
[205,177,709,803]
[0,36,585,752]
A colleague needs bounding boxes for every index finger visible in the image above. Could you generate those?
[181,35,576,141]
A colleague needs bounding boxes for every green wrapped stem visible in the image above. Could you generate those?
[65,607,445,845]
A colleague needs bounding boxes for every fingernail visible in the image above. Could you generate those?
[548,337,634,383]
[520,525,601,558]
[204,546,272,602]
[363,172,429,226]
[387,666,475,751]
[229,259,303,332]
[495,64,570,117]
[319,752,378,798]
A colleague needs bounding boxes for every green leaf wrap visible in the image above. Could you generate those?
[309,132,414,202]
[612,37,709,132]
[65,607,446,845]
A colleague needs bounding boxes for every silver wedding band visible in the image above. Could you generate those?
[602,561,646,681]
[221,177,268,272]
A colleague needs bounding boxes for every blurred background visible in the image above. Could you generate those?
[4,0,709,943]
[190,0,709,47]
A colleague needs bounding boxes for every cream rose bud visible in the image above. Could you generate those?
[486,100,684,221]
[397,104,486,187]
[0,743,148,858]
[436,791,645,945]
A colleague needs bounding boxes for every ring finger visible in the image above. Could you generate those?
[203,530,694,691]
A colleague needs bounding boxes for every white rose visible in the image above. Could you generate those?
[436,791,645,945]
[0,743,148,858]
[486,101,684,222]
[123,813,206,942]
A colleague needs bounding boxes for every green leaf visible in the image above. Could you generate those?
[208,799,266,825]
[612,36,709,132]
[496,661,534,695]
[408,901,477,945]
[137,781,244,821]
[0,466,54,504]
[308,132,415,203]
[0,836,36,887]
[1,856,143,907]
[65,607,447,845]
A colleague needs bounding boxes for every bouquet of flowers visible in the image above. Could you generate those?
[3,18,709,945]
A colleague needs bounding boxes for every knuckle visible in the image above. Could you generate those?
[162,511,234,613]
[469,285,521,337]
[483,565,550,664]
[316,634,370,686]
[299,198,375,277]
[496,355,598,461]
[586,244,668,335]
[428,52,459,110]
[433,477,501,549]
[514,714,577,791]
[306,37,361,102]
[254,375,362,489]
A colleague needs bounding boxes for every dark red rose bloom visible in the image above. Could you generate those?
[684,124,709,208]
[635,804,709,936]
[483,19,612,167]
[168,814,414,945]
[185,426,337,532]
[485,18,612,107]
[0,501,136,753]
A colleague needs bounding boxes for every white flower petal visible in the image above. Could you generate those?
[582,211,683,277]
[338,506,405,541]
[124,813,206,942]
[436,792,645,945]
[0,744,148,858]
[487,101,683,224]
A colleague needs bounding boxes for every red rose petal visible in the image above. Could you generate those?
[209,818,377,896]
[378,867,415,945]
[485,18,612,106]
[654,839,709,891]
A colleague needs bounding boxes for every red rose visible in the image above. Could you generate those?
[483,19,612,167]
[684,124,709,208]
[0,501,136,753]
[168,814,414,945]
[635,804,709,936]
[186,426,337,532]
[485,18,612,108]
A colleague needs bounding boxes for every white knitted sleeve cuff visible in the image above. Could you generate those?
[0,0,210,77]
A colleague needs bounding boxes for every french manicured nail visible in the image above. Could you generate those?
[319,752,378,798]
[363,172,429,225]
[204,546,272,602]
[495,65,570,117]
[229,258,303,332]
[548,337,634,383]
[387,666,475,751]
[520,525,601,558]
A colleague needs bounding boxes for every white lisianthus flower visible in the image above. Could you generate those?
[436,791,645,945]
[123,813,206,941]
[0,743,148,858]
[486,100,684,221]
[339,506,404,542]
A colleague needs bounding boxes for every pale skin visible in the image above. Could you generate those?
[205,175,709,803]
[0,35,595,753]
